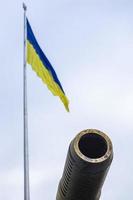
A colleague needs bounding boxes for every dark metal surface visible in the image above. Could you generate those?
[56,129,113,200]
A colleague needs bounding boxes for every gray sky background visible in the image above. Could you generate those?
[0,0,133,199]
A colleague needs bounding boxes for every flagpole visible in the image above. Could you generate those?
[23,3,30,200]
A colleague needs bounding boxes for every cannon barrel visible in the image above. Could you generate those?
[56,129,113,200]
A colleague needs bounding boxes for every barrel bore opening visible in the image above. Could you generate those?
[78,133,108,159]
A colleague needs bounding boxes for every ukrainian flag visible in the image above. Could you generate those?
[26,18,69,111]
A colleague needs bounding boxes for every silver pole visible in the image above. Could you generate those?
[23,3,30,200]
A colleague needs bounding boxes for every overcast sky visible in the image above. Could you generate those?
[0,0,133,199]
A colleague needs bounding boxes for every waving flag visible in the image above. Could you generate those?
[26,18,69,111]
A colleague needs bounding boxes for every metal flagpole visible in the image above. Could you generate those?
[23,3,30,200]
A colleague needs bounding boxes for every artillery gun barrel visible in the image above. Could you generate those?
[56,129,113,200]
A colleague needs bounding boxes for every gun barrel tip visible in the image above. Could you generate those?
[74,129,113,163]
